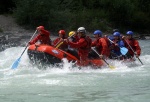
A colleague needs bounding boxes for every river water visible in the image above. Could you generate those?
[0,40,150,102]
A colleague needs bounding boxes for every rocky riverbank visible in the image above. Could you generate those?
[0,15,35,51]
[0,15,34,43]
[0,15,149,51]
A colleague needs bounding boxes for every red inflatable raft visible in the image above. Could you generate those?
[27,44,104,68]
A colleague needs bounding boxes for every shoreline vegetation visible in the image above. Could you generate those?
[0,0,150,34]
[0,14,149,52]
[1,0,150,51]
[0,14,149,39]
[0,14,149,45]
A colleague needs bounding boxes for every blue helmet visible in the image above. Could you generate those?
[113,32,120,37]
[126,31,133,35]
[93,30,102,36]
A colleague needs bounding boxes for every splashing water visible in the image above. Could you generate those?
[0,40,150,102]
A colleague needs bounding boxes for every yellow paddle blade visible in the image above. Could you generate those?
[108,65,115,69]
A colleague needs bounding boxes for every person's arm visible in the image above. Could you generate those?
[68,38,86,48]
[91,40,97,47]
[29,34,41,45]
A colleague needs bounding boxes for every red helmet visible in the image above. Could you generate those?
[38,26,44,29]
[59,30,65,35]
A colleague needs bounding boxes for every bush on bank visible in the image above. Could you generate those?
[1,0,150,33]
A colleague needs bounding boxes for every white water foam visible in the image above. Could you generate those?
[0,45,149,79]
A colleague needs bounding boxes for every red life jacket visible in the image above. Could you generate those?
[53,37,68,50]
[79,36,92,51]
[68,36,92,56]
[93,37,109,57]
[29,29,51,45]
[68,36,92,66]
[125,38,141,56]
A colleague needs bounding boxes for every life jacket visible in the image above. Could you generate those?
[39,34,51,45]
[95,37,109,56]
[95,38,101,51]
[53,37,68,50]
[79,36,92,51]
[29,29,51,45]
[125,38,141,56]
[104,37,111,48]
[125,38,136,50]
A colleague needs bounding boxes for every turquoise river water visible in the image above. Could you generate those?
[0,40,150,102]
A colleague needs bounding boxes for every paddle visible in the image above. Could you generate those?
[56,41,64,48]
[124,39,143,65]
[91,47,115,69]
[108,38,128,55]
[54,38,64,48]
[55,34,75,48]
[11,30,37,69]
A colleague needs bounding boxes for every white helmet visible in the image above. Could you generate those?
[77,27,86,33]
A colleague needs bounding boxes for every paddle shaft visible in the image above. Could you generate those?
[11,30,37,69]
[108,38,122,47]
[108,38,128,55]
[108,38,121,48]
[124,39,143,65]
[54,38,63,47]
[91,47,109,66]
[55,34,75,48]
[20,30,37,57]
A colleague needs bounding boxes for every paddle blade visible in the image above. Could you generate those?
[108,65,115,69]
[120,47,128,55]
[11,57,21,69]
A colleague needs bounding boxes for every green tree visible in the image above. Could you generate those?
[0,0,15,14]
[13,0,150,33]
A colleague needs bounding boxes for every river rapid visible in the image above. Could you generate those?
[0,40,150,102]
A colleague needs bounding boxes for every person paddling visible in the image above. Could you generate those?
[53,30,68,51]
[91,30,110,59]
[122,31,141,58]
[67,31,79,49]
[68,31,79,43]
[65,27,92,67]
[110,32,125,60]
[29,26,51,45]
[66,31,80,58]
